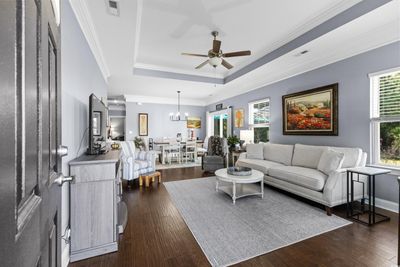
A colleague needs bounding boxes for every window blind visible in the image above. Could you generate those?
[379,72,400,117]
[250,99,270,125]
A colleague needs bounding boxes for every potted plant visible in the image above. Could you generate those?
[134,137,146,151]
[227,135,240,152]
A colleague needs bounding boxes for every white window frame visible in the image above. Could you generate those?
[369,67,400,173]
[248,98,270,142]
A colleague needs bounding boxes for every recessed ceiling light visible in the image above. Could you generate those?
[137,102,142,105]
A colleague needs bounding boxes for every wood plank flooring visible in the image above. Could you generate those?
[69,167,398,267]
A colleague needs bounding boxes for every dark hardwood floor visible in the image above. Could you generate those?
[70,167,398,267]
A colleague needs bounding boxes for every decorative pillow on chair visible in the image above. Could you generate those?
[246,144,264,160]
[317,148,345,175]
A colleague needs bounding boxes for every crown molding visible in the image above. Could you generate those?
[124,94,206,106]
[69,0,110,80]
[133,0,143,65]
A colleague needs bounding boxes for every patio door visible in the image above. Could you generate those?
[206,108,232,138]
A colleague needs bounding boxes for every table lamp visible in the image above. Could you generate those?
[240,130,254,147]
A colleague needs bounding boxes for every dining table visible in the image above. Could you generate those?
[154,140,204,164]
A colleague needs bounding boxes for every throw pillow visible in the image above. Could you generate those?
[246,144,264,160]
[317,148,345,175]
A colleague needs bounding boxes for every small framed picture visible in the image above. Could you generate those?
[216,103,223,110]
[138,113,148,136]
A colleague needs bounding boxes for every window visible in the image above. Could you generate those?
[370,68,400,168]
[249,98,270,143]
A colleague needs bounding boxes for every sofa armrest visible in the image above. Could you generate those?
[238,152,247,160]
[323,168,367,206]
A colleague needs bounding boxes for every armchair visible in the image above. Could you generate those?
[120,141,156,182]
[202,136,228,172]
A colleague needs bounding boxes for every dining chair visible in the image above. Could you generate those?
[182,140,197,163]
[165,141,181,164]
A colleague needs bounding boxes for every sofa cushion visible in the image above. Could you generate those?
[269,166,328,191]
[263,143,294,166]
[246,144,264,160]
[317,149,344,175]
[292,144,327,169]
[236,158,284,174]
[329,147,362,168]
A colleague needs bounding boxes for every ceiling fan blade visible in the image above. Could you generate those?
[195,60,209,69]
[213,40,221,53]
[181,52,208,57]
[222,50,251,57]
[221,59,233,69]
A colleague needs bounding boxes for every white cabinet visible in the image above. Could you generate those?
[69,150,125,262]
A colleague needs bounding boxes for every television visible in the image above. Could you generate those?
[87,94,108,155]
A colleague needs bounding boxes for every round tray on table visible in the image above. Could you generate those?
[227,166,252,176]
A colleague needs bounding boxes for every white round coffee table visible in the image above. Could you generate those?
[215,168,264,204]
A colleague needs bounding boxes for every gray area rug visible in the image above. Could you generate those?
[164,177,351,267]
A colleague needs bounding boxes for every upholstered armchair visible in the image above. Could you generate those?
[202,136,228,172]
[120,141,156,182]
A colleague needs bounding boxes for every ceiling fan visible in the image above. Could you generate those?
[181,31,251,70]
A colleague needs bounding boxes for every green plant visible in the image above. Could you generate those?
[134,137,145,150]
[227,135,240,147]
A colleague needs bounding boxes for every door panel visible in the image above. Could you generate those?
[0,0,64,266]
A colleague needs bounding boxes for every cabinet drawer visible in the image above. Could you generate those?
[70,163,116,183]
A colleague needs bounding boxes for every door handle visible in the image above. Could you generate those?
[54,174,74,186]
[58,145,68,157]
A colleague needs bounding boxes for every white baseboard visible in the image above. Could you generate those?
[62,243,70,267]
[365,197,399,213]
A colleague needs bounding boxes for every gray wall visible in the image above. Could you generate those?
[125,102,206,141]
[207,42,400,204]
[60,0,108,264]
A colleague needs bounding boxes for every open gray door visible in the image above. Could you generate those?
[0,0,70,266]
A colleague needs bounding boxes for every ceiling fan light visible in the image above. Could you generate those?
[208,57,222,67]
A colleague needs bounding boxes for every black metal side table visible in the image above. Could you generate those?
[346,167,391,226]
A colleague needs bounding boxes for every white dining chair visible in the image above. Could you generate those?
[165,141,181,164]
[182,140,197,163]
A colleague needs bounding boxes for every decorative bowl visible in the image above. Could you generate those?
[227,166,252,176]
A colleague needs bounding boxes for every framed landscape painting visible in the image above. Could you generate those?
[282,83,338,135]
[187,117,201,129]
[138,113,148,136]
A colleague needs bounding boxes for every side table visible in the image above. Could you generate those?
[347,167,391,226]
[231,150,246,166]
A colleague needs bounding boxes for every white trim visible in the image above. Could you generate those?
[365,197,399,213]
[69,0,110,80]
[124,94,206,106]
[368,66,400,78]
[369,67,400,168]
[61,243,70,267]
[133,63,225,79]
[132,0,143,65]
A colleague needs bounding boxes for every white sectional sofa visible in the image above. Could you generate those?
[236,143,367,215]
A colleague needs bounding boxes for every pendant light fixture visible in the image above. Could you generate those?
[169,91,188,121]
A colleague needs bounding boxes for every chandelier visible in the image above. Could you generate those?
[169,91,188,121]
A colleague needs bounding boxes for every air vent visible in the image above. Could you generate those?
[294,50,310,57]
[106,0,120,16]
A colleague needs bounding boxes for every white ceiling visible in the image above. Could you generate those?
[69,0,400,105]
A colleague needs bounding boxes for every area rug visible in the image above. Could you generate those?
[164,177,351,267]
[156,160,201,170]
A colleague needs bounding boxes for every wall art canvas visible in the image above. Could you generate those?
[187,117,201,129]
[282,84,338,135]
[234,109,244,128]
[138,113,148,136]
